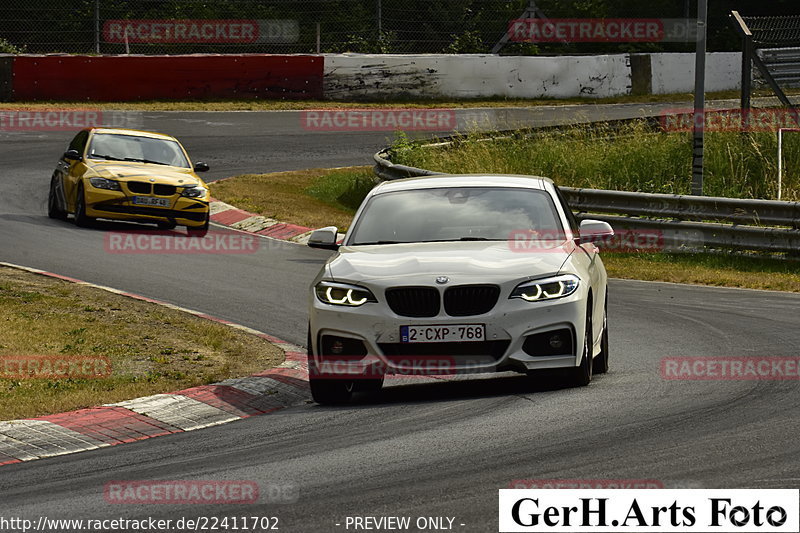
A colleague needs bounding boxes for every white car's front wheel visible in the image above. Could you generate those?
[307,326,356,405]
[568,306,593,387]
[594,294,610,374]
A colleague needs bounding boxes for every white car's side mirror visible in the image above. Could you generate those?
[308,226,340,250]
[579,220,614,244]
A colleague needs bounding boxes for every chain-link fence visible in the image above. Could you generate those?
[0,0,783,56]
[742,15,800,46]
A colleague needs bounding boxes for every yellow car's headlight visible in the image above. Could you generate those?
[88,177,121,191]
[181,186,208,198]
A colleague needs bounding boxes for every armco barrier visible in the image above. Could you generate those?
[10,54,323,101]
[373,146,800,254]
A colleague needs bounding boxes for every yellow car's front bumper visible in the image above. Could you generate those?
[84,187,209,227]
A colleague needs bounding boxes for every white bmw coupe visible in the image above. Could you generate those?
[307,175,613,404]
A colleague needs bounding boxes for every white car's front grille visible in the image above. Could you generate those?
[385,286,440,317]
[385,285,501,318]
[444,285,500,316]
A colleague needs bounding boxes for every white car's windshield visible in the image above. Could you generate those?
[88,134,190,168]
[348,186,563,245]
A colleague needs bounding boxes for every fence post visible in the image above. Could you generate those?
[730,12,753,119]
[94,0,100,54]
[691,0,708,196]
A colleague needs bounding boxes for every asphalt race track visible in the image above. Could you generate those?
[1,105,800,532]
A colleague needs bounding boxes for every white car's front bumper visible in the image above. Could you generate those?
[308,285,588,378]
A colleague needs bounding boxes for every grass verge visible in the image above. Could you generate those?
[0,266,283,421]
[212,167,800,294]
[210,166,375,231]
[603,253,800,293]
[0,89,788,111]
[391,120,800,201]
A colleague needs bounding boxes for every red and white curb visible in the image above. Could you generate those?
[210,199,346,244]
[210,200,314,244]
[0,261,310,467]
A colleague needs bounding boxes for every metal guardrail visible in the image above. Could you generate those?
[757,47,800,88]
[373,147,800,254]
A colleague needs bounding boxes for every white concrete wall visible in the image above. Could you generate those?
[650,52,741,94]
[323,52,741,100]
[324,54,631,100]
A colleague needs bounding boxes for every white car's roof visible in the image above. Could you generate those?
[372,174,553,195]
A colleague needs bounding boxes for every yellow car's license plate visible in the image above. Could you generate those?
[132,196,170,208]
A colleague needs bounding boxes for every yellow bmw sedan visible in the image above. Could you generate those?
[48,128,211,235]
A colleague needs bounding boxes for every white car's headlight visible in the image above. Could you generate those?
[181,186,208,198]
[88,177,121,191]
[510,274,580,302]
[315,281,377,307]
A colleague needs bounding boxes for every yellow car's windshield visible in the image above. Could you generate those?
[88,133,190,168]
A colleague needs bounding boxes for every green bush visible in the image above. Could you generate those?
[0,38,23,54]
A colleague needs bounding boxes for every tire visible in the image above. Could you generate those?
[594,294,610,375]
[47,176,67,221]
[73,184,94,228]
[307,325,354,405]
[568,305,593,387]
[187,215,209,237]
[157,221,177,230]
[309,378,355,405]
[353,376,384,393]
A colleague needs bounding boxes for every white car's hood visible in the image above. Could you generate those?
[328,241,575,285]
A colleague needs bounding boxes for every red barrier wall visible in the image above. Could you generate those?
[11,54,323,101]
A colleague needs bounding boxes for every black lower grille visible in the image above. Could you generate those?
[378,340,509,361]
[444,285,501,316]
[319,335,368,358]
[127,181,151,194]
[522,328,574,357]
[153,184,176,196]
[93,203,207,221]
[386,287,440,317]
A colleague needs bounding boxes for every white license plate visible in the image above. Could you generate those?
[400,324,485,343]
[133,196,170,207]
